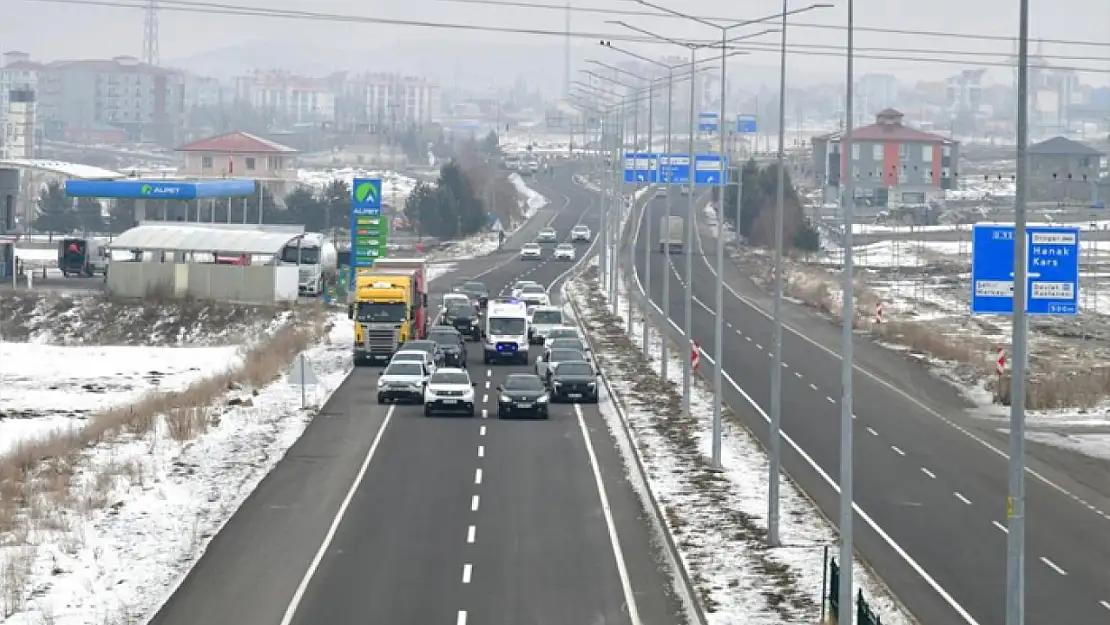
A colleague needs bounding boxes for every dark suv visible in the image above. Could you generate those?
[428,328,467,367]
[458,281,490,309]
[547,361,599,403]
[445,302,482,340]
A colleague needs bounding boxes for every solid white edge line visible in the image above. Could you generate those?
[687,204,1108,525]
[574,403,643,625]
[627,206,981,625]
[279,405,395,625]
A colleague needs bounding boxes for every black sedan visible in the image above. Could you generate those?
[428,328,467,367]
[445,303,482,340]
[548,361,599,403]
[497,374,550,419]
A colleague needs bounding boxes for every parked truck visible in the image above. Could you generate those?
[59,237,108,277]
[347,258,428,366]
[279,233,338,297]
[659,216,684,254]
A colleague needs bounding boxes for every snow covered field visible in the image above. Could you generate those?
[296,168,416,205]
[0,314,352,625]
[564,260,911,625]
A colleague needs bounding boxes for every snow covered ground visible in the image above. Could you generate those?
[0,315,352,625]
[297,168,417,206]
[564,259,911,625]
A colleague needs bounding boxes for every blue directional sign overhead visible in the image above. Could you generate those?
[736,115,758,133]
[623,153,728,185]
[970,224,1080,315]
[698,112,719,132]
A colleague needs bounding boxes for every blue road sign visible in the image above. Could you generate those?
[698,112,719,132]
[351,178,383,214]
[624,153,728,185]
[736,115,758,133]
[970,224,1080,315]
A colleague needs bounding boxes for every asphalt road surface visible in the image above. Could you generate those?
[147,165,687,625]
[630,195,1110,625]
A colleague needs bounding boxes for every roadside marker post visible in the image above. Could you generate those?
[691,339,700,371]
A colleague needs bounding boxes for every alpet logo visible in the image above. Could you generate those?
[140,184,153,195]
[355,181,380,205]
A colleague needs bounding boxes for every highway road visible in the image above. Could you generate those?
[630,195,1110,625]
[147,165,688,625]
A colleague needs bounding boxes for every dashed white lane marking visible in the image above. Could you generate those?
[809,383,819,391]
[867,427,879,436]
[755,343,763,350]
[457,610,468,625]
[826,396,836,404]
[794,371,803,378]
[891,445,905,456]
[479,426,487,436]
[481,409,488,419]
[474,468,483,485]
[1040,557,1067,576]
[992,521,1008,534]
[477,445,485,458]
[781,362,788,368]
[462,563,473,583]
[954,492,972,505]
[745,336,752,342]
[485,381,491,389]
[481,394,488,403]
[467,525,476,543]
[486,369,492,377]
[471,495,480,511]
[921,467,937,479]
[851,413,858,420]
[1099,600,1110,611]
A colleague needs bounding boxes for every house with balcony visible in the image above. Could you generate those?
[175,131,299,202]
[811,108,959,210]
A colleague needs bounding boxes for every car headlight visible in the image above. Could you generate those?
[377,378,387,388]
[588,381,597,388]
[537,394,549,403]
[499,394,511,403]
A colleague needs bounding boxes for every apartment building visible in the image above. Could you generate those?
[343,73,442,128]
[811,108,959,208]
[233,70,336,125]
[0,52,42,154]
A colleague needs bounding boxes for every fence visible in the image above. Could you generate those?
[827,558,886,625]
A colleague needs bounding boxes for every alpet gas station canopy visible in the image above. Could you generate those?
[64,179,256,200]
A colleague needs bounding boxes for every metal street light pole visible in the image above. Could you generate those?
[838,0,856,620]
[1006,0,1031,623]
[768,0,833,547]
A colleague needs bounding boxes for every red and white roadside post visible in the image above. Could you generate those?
[691,339,700,371]
[995,346,1007,402]
[875,301,884,324]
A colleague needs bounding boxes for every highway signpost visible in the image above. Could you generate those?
[698,112,719,132]
[350,178,385,286]
[623,152,728,185]
[735,115,758,133]
[970,224,1080,316]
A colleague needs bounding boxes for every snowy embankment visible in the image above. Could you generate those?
[563,260,913,625]
[297,168,417,206]
[0,314,353,624]
[424,172,548,262]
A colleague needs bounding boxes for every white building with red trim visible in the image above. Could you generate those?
[176,131,299,202]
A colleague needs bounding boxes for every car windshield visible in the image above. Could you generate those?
[504,375,545,391]
[392,352,423,362]
[403,342,436,355]
[521,285,544,294]
[429,333,458,346]
[541,229,555,234]
[532,310,562,325]
[573,226,587,232]
[280,245,321,264]
[431,372,470,385]
[555,362,593,376]
[549,349,585,363]
[446,301,472,314]
[523,245,540,251]
[385,362,424,376]
[547,328,578,339]
[551,338,585,350]
[355,302,406,323]
[489,317,526,335]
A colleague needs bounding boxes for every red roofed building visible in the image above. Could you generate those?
[176,131,300,201]
[812,109,960,208]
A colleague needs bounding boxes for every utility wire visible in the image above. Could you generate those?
[19,0,1110,73]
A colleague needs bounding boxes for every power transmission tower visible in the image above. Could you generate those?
[143,0,160,66]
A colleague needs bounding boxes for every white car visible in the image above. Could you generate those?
[543,326,581,349]
[376,360,429,404]
[512,280,541,298]
[553,244,576,261]
[423,368,477,417]
[390,349,436,375]
[570,225,591,241]
[537,227,558,242]
[518,284,549,307]
[528,306,565,344]
[520,243,542,260]
[440,293,471,316]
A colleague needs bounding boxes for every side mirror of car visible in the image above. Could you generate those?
[471,382,477,388]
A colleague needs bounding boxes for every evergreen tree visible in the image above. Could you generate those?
[34,181,76,234]
[320,179,350,232]
[108,198,136,233]
[281,188,324,230]
[74,197,104,233]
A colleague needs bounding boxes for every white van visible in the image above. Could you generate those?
[483,300,530,365]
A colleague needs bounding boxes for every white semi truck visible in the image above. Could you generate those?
[659,216,684,254]
[279,233,338,296]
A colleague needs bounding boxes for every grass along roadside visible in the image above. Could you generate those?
[566,262,913,625]
[0,306,335,622]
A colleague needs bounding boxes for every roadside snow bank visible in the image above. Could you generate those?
[0,315,353,625]
[565,260,912,625]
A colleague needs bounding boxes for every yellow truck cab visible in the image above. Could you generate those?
[349,268,424,366]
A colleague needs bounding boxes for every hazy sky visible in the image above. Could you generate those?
[4,0,1110,86]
